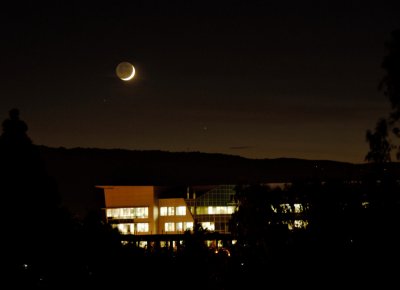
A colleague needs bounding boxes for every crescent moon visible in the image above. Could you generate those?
[116,62,136,81]
[121,66,135,81]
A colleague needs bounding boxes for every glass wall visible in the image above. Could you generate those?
[186,185,237,234]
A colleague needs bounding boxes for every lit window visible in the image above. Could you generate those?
[294,220,308,229]
[201,222,215,231]
[196,207,208,215]
[214,206,235,214]
[165,222,175,232]
[284,221,294,230]
[227,206,236,214]
[138,241,147,248]
[168,207,175,216]
[362,201,370,208]
[196,206,236,215]
[115,223,134,235]
[184,222,193,231]
[176,222,183,232]
[285,220,309,230]
[176,206,186,216]
[106,207,149,219]
[135,207,149,218]
[160,207,168,216]
[294,204,303,213]
[137,223,149,233]
[107,208,135,219]
[280,204,292,213]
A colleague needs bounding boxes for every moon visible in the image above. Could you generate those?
[116,62,135,81]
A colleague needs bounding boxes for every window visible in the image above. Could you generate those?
[160,207,168,216]
[137,223,149,233]
[107,208,135,219]
[293,204,303,213]
[161,206,176,216]
[201,222,215,231]
[176,222,183,232]
[176,206,186,216]
[280,204,292,213]
[294,220,308,229]
[285,220,309,230]
[138,241,147,248]
[168,207,175,216]
[165,222,175,232]
[106,207,149,219]
[135,207,149,218]
[196,206,236,215]
[114,223,134,235]
[184,222,193,231]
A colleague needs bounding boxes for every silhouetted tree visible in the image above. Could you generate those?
[230,184,290,268]
[0,109,61,283]
[367,29,400,160]
[0,109,128,287]
[363,30,400,274]
[365,118,392,163]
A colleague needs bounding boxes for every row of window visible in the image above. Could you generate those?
[160,206,186,216]
[112,221,216,235]
[107,205,239,221]
[164,222,215,232]
[164,222,193,232]
[284,220,309,230]
[112,223,149,235]
[194,206,236,215]
[107,206,188,219]
[107,207,149,219]
[271,204,305,214]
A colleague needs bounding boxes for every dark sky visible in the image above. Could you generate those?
[1,0,399,163]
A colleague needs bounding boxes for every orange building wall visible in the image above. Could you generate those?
[101,186,155,207]
[98,186,158,234]
[158,198,194,234]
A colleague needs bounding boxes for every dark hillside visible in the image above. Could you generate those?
[37,146,399,218]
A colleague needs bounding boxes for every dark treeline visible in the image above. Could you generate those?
[229,177,400,287]
[0,109,122,288]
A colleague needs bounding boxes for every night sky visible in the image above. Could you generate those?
[1,1,399,163]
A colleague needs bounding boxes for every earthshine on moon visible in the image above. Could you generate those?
[116,62,135,81]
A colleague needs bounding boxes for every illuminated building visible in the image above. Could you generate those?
[96,185,237,236]
[96,184,309,250]
[96,185,238,250]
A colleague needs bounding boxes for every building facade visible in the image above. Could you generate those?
[97,185,237,236]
